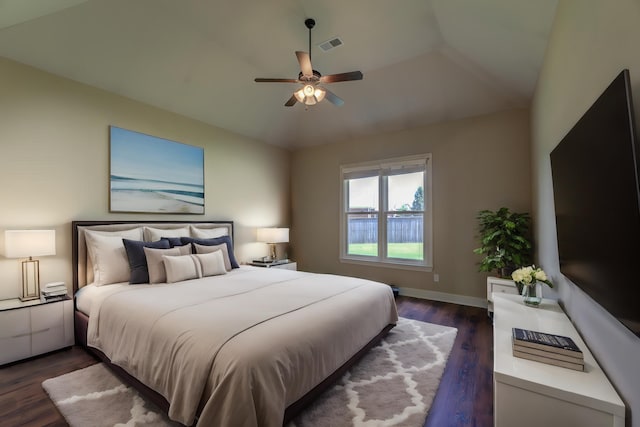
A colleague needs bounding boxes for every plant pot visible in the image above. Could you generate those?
[500,267,516,279]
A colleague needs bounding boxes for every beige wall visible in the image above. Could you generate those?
[291,108,531,302]
[0,57,290,300]
[532,0,640,423]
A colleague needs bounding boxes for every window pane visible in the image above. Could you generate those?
[347,213,378,257]
[386,213,423,260]
[348,176,378,212]
[387,171,424,211]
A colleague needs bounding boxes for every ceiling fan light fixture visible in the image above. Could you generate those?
[303,84,315,96]
[295,84,324,105]
[314,87,326,102]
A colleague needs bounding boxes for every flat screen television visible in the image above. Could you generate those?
[551,69,640,337]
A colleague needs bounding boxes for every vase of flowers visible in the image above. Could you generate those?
[511,265,553,307]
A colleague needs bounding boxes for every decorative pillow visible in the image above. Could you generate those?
[123,239,170,284]
[162,254,202,283]
[143,226,191,242]
[181,236,239,268]
[144,246,181,284]
[190,226,228,239]
[195,250,227,277]
[161,237,185,247]
[85,228,143,286]
[193,243,232,271]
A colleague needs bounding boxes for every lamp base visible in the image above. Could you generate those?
[21,258,41,301]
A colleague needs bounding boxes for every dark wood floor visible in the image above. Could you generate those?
[0,296,493,427]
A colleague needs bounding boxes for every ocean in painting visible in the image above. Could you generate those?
[109,126,204,213]
[110,175,204,213]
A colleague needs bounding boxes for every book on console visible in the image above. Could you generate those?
[512,328,583,357]
[512,342,583,363]
[512,349,584,371]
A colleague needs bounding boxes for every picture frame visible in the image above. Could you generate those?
[109,126,204,214]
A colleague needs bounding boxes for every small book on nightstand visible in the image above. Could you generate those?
[251,259,290,266]
[41,282,69,301]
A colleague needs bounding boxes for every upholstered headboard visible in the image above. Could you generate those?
[72,220,234,293]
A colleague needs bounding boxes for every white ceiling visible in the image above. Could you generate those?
[0,0,558,149]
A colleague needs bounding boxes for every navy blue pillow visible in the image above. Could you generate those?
[181,236,239,269]
[123,238,171,284]
[160,237,184,247]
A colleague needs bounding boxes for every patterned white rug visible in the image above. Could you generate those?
[43,317,457,427]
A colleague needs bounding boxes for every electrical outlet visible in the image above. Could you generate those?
[434,273,439,282]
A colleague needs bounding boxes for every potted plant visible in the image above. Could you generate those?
[473,207,532,277]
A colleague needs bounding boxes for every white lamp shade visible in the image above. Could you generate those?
[4,230,56,258]
[257,228,289,243]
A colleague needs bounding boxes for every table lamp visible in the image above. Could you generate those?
[4,230,56,301]
[257,228,289,261]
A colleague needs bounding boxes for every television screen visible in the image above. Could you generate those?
[551,69,640,337]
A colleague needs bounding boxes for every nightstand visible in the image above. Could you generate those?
[249,260,297,271]
[0,296,74,365]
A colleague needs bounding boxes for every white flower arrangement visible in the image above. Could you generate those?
[511,265,553,288]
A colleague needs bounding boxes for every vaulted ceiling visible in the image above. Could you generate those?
[0,0,558,148]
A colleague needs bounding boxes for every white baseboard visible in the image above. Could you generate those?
[398,287,487,309]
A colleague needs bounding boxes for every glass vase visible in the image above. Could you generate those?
[522,282,542,307]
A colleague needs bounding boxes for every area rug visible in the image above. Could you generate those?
[42,317,457,427]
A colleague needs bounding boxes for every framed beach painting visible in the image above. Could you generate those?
[109,126,204,214]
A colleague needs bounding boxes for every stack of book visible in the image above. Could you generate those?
[41,282,68,302]
[512,327,584,371]
[251,259,290,267]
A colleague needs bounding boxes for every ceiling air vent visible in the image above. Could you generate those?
[318,37,343,52]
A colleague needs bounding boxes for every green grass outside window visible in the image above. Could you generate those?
[348,243,423,260]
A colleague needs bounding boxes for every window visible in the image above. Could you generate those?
[340,154,432,269]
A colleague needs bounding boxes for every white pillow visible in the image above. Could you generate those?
[143,226,190,242]
[144,244,192,284]
[194,243,232,271]
[85,228,143,286]
[163,254,202,283]
[144,246,178,284]
[195,250,227,277]
[190,226,228,239]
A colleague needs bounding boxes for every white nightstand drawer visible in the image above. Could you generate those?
[0,309,30,338]
[272,262,297,271]
[32,324,65,355]
[31,302,64,333]
[0,336,31,364]
[492,283,519,296]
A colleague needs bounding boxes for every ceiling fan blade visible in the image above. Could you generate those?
[320,71,363,84]
[284,94,298,107]
[296,51,313,77]
[324,89,344,107]
[255,78,300,83]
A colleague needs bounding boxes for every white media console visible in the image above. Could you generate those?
[492,293,625,427]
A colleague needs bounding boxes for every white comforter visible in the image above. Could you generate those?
[86,267,398,427]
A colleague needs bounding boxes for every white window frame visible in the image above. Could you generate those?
[339,154,433,271]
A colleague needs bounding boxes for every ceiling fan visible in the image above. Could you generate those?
[254,18,363,107]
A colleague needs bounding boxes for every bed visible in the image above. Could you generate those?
[72,220,398,427]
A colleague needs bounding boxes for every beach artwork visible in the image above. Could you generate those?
[110,126,204,213]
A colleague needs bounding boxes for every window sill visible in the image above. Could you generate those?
[339,257,433,272]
